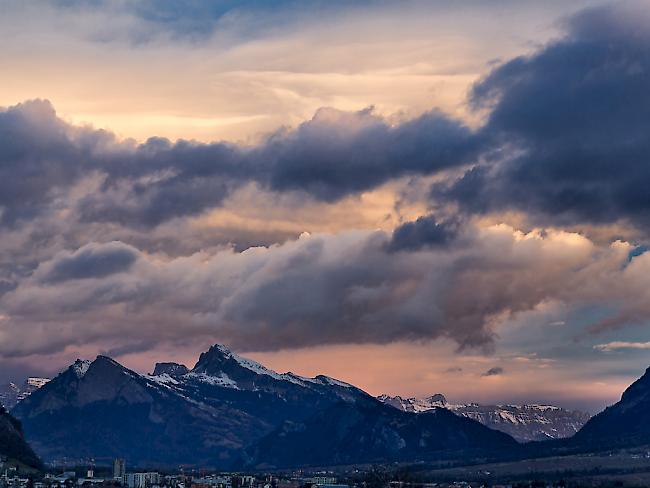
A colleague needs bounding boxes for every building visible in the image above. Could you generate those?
[300,478,338,488]
[113,459,126,480]
[124,472,161,488]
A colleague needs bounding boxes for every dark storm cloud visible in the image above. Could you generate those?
[482,367,504,377]
[261,108,478,201]
[438,2,650,230]
[0,101,475,229]
[0,100,106,227]
[77,137,244,227]
[387,215,461,252]
[41,242,139,283]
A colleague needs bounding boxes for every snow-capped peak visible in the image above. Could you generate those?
[192,344,355,390]
[213,345,316,386]
[72,359,92,379]
[195,344,286,379]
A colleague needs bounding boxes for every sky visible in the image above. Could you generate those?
[2,0,650,412]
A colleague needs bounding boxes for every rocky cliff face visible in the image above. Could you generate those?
[152,362,189,377]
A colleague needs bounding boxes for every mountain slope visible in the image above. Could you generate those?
[569,367,650,450]
[246,396,519,468]
[0,407,41,469]
[378,394,590,442]
[0,383,21,410]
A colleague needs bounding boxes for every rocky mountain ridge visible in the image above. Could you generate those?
[377,393,591,442]
[0,378,50,410]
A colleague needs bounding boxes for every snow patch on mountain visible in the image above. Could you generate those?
[145,373,180,386]
[313,375,354,388]
[211,345,310,386]
[185,371,240,389]
[201,345,356,390]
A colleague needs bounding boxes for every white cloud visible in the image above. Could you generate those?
[594,341,650,352]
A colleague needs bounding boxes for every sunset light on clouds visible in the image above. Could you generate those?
[3,0,650,415]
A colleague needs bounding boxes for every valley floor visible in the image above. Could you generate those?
[417,448,650,486]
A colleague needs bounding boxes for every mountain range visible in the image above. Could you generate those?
[377,394,590,442]
[9,344,650,470]
[10,344,516,468]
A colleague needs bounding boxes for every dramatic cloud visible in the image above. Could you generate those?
[438,2,650,231]
[1,224,647,359]
[0,100,107,227]
[260,107,477,201]
[9,2,650,238]
[4,0,650,407]
[0,101,473,229]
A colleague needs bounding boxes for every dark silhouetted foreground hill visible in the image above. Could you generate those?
[569,367,650,450]
[0,406,41,469]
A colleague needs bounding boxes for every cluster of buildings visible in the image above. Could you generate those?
[1,457,541,488]
[0,458,351,488]
[0,462,580,488]
[189,474,346,488]
[0,461,27,488]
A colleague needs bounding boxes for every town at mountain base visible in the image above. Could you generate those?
[8,344,650,469]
